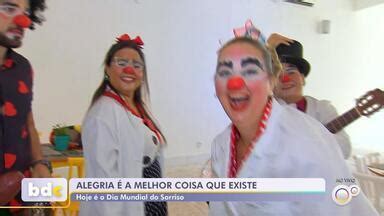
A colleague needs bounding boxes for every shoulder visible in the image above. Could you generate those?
[305,95,334,109]
[275,100,337,149]
[10,50,31,68]
[84,96,125,124]
[212,125,231,148]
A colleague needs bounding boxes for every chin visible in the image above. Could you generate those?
[227,110,249,125]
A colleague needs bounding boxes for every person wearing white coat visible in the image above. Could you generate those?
[210,35,378,215]
[269,35,351,159]
[80,34,167,216]
[281,95,352,159]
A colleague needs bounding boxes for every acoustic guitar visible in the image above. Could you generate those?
[325,88,384,134]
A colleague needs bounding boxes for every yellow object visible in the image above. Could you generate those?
[53,186,63,197]
[74,125,81,133]
[52,157,85,216]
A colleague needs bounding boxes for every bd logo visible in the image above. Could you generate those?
[28,182,63,197]
[22,178,67,202]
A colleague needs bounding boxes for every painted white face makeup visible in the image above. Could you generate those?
[215,42,272,126]
[215,57,266,82]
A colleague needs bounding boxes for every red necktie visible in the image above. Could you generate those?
[296,98,307,112]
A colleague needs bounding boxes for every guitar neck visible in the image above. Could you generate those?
[325,107,361,134]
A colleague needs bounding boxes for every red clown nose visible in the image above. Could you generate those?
[280,74,291,83]
[227,76,245,90]
[13,15,31,28]
[123,67,135,74]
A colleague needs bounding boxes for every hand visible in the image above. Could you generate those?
[0,171,24,205]
[267,33,294,49]
[31,163,51,178]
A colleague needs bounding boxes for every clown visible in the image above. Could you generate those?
[209,22,378,215]
[81,34,167,216]
[0,0,48,212]
[269,33,352,159]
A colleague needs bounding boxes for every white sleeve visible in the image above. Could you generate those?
[82,116,119,177]
[318,101,352,159]
[80,116,125,216]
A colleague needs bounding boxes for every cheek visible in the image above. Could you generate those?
[136,71,144,81]
[0,15,11,31]
[214,78,227,97]
[247,78,271,96]
[0,14,7,20]
[107,67,121,81]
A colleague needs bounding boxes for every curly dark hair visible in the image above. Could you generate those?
[29,0,47,30]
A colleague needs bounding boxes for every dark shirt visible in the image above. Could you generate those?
[0,49,33,175]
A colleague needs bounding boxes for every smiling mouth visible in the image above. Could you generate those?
[281,83,295,90]
[229,95,250,111]
[120,75,136,82]
[6,29,24,40]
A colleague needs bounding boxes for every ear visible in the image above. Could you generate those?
[300,74,306,86]
[105,66,112,78]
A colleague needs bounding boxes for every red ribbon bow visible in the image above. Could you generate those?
[116,34,144,47]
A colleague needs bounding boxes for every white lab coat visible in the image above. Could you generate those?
[280,96,352,159]
[80,96,165,216]
[209,99,378,216]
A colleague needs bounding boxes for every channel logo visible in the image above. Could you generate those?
[332,184,360,205]
[21,178,67,202]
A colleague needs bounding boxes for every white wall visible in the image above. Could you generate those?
[354,0,384,10]
[18,0,383,162]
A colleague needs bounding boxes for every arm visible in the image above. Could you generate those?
[82,116,119,177]
[267,33,293,49]
[81,115,125,216]
[27,112,51,178]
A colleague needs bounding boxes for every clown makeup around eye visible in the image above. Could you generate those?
[283,64,299,75]
[215,57,265,80]
[112,57,144,70]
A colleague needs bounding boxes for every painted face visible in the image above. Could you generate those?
[0,0,31,48]
[273,63,304,103]
[215,42,272,125]
[106,47,144,98]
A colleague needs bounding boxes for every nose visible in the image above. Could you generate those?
[13,14,31,28]
[227,76,245,90]
[280,74,291,83]
[123,66,135,74]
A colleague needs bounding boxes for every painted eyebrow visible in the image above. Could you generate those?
[216,61,233,69]
[241,57,264,70]
[2,2,19,7]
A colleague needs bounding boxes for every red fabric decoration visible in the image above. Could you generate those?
[18,81,29,94]
[4,101,17,117]
[116,34,144,48]
[13,14,31,28]
[296,97,307,112]
[103,91,164,144]
[21,126,28,139]
[3,59,13,68]
[132,36,144,46]
[228,98,272,178]
[4,153,17,169]
[227,76,245,90]
[116,34,131,41]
